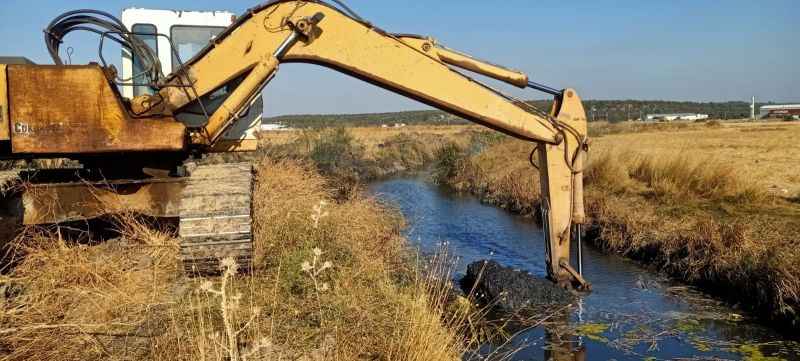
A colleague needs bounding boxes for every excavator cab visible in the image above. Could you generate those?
[120,8,262,152]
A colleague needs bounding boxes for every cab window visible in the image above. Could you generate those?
[131,23,158,96]
[170,25,226,70]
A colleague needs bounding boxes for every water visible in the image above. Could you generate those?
[369,177,799,361]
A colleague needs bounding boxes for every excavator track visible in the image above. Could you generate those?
[0,170,22,243]
[0,170,21,195]
[179,163,254,275]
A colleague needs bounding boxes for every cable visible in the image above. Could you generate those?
[44,9,162,85]
[529,144,539,170]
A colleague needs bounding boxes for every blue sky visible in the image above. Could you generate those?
[1,0,797,116]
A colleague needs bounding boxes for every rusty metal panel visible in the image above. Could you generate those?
[22,178,185,225]
[0,64,9,140]
[7,65,186,154]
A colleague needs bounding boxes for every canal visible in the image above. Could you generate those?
[369,177,798,360]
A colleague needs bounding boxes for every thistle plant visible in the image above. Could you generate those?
[301,247,333,325]
[310,200,329,229]
[198,257,262,361]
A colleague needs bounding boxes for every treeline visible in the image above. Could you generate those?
[266,100,777,128]
[267,110,464,128]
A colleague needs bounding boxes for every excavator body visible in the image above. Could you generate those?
[0,0,590,289]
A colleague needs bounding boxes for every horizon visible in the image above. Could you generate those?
[1,0,797,116]
[264,98,798,118]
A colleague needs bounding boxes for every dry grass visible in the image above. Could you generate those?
[436,121,800,329]
[629,154,768,203]
[0,217,179,360]
[590,121,800,196]
[261,125,478,150]
[0,160,499,360]
[236,126,478,200]
[257,126,476,175]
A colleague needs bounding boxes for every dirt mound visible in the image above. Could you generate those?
[460,260,574,313]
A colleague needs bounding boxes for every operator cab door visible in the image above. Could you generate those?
[121,8,262,151]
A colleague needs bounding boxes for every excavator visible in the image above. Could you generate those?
[0,0,590,290]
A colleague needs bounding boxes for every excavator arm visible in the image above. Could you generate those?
[142,0,590,289]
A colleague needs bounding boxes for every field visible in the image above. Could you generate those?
[437,120,800,329]
[589,121,800,196]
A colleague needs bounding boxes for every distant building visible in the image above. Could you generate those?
[645,113,709,122]
[759,104,800,119]
[260,123,289,131]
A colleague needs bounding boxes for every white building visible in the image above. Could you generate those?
[645,113,709,122]
[759,104,800,119]
[260,123,289,131]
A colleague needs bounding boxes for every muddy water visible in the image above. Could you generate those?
[369,177,799,361]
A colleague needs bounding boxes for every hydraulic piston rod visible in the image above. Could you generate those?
[527,80,563,97]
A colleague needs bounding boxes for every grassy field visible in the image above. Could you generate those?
[0,160,497,360]
[588,121,800,196]
[436,120,800,329]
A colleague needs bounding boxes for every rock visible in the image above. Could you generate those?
[460,260,574,313]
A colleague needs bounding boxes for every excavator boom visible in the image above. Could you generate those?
[155,1,562,144]
[0,0,590,289]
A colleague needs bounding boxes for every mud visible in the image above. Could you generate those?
[460,260,574,313]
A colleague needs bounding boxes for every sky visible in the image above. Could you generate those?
[1,0,798,116]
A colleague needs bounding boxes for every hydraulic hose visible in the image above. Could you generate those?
[44,9,162,84]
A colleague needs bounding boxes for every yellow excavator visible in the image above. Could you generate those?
[0,0,590,290]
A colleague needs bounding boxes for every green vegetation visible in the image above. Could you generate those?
[268,110,465,128]
[575,323,610,342]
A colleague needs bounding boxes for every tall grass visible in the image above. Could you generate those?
[630,154,768,203]
[1,159,529,360]
[0,217,179,360]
